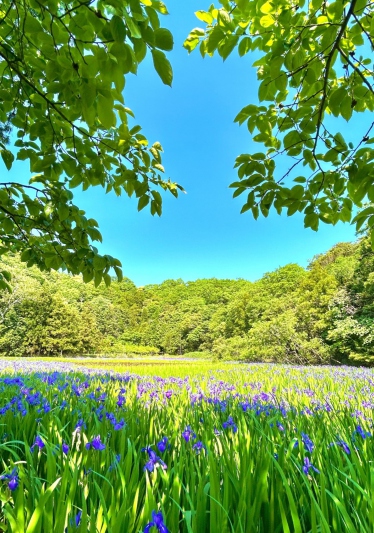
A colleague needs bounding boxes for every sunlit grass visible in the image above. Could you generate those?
[0,360,373,532]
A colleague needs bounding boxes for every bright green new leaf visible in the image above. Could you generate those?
[151,49,173,86]
[195,10,214,24]
[260,14,275,28]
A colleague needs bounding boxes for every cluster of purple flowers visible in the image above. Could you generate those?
[106,412,125,431]
[222,416,238,433]
[1,361,374,533]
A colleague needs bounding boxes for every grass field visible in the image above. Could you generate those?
[0,358,373,532]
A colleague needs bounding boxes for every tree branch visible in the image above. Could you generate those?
[313,0,358,156]
[338,47,374,94]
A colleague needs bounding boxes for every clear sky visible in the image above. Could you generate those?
[7,1,359,286]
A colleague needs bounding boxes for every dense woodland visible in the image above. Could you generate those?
[0,236,374,365]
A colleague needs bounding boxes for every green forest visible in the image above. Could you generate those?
[1,235,373,366]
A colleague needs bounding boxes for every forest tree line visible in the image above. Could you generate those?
[0,236,373,365]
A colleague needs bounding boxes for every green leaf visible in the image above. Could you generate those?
[58,204,70,221]
[1,150,14,170]
[283,130,301,150]
[138,194,150,211]
[97,94,116,129]
[206,26,225,53]
[154,28,174,51]
[134,39,147,62]
[290,185,305,200]
[151,49,173,86]
[340,95,353,121]
[93,255,107,271]
[218,9,233,30]
[275,72,288,92]
[113,265,123,281]
[258,79,269,101]
[329,87,346,117]
[110,15,126,42]
[238,37,252,57]
[24,17,43,33]
[219,35,239,60]
[80,81,96,105]
[25,479,61,533]
[94,271,103,287]
[304,212,319,231]
[124,13,142,39]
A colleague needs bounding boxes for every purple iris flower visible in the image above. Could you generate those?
[0,467,19,491]
[65,510,82,532]
[222,416,238,433]
[144,510,169,533]
[142,447,167,472]
[330,440,351,454]
[356,425,371,439]
[86,436,106,451]
[43,402,51,413]
[75,419,86,430]
[113,419,125,431]
[30,435,45,452]
[164,390,173,399]
[303,457,320,475]
[182,426,196,442]
[62,442,69,455]
[117,395,125,407]
[157,437,169,453]
[192,441,206,455]
[301,433,314,453]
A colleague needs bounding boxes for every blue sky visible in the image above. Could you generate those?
[7,1,359,286]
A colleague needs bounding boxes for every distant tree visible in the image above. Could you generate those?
[185,0,374,242]
[0,0,183,291]
[245,310,330,364]
[327,236,374,363]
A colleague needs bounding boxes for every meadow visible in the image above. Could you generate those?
[0,359,373,533]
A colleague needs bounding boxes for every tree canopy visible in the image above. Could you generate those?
[1,0,374,292]
[0,0,182,291]
[185,0,374,238]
